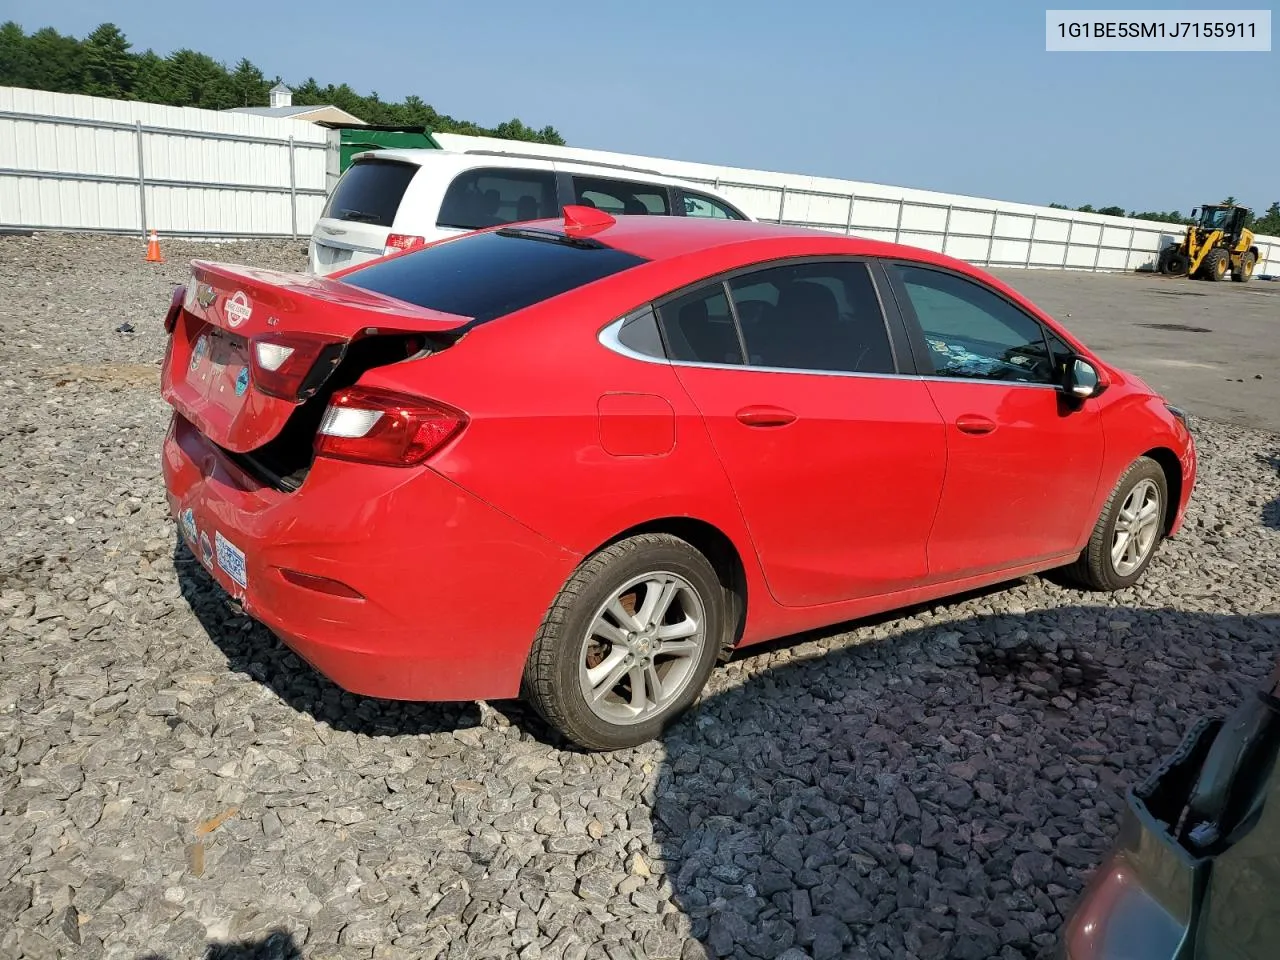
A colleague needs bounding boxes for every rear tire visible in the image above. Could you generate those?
[522,533,725,751]
[1201,248,1229,281]
[1162,249,1190,276]
[1232,252,1256,283]
[1061,457,1168,592]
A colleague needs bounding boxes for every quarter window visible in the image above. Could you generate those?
[615,307,665,358]
[572,176,670,216]
[727,261,895,374]
[437,167,560,230]
[893,265,1056,384]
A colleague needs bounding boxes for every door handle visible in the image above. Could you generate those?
[955,414,997,435]
[736,405,797,427]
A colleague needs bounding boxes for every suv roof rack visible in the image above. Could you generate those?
[459,148,686,182]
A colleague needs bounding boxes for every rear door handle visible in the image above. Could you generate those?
[955,414,997,435]
[736,405,797,427]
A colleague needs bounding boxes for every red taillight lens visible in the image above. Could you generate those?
[164,285,185,333]
[249,333,344,400]
[314,387,466,467]
[385,234,426,255]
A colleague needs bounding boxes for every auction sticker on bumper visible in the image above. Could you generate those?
[215,531,248,588]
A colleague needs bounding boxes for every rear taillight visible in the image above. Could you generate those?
[385,234,426,255]
[249,333,344,400]
[164,285,185,333]
[314,387,466,467]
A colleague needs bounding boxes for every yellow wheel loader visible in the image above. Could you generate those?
[1158,205,1260,282]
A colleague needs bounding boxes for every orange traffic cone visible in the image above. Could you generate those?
[145,229,164,264]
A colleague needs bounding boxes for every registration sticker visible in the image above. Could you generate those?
[215,531,248,588]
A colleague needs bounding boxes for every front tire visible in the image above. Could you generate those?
[522,533,725,750]
[1232,252,1256,283]
[1200,248,1229,281]
[1062,457,1168,591]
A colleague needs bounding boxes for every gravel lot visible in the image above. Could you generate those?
[1,234,1278,960]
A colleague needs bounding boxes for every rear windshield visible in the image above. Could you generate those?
[322,159,417,227]
[341,229,648,324]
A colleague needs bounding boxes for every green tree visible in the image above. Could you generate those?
[1095,205,1126,218]
[1253,202,1280,237]
[0,21,565,145]
[228,58,268,107]
[83,22,134,97]
[24,27,88,92]
[0,21,40,87]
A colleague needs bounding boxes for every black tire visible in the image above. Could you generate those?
[1200,248,1229,281]
[1061,457,1168,591]
[1232,252,1256,283]
[522,533,726,751]
[1162,249,1190,276]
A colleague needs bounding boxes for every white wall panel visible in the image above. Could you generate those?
[3,87,1277,272]
[1,86,326,236]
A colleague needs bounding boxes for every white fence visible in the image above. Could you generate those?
[0,86,329,239]
[1,86,1276,276]
[436,133,1280,277]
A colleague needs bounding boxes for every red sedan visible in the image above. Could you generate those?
[160,208,1196,750]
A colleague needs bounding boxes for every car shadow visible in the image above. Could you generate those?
[140,929,301,960]
[172,537,483,737]
[171,533,1280,957]
[651,606,1279,960]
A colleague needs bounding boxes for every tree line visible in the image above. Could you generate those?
[0,21,566,145]
[1049,199,1280,236]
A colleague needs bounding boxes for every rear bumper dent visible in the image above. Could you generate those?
[163,414,578,701]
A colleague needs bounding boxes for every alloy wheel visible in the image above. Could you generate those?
[1111,479,1162,576]
[577,571,707,725]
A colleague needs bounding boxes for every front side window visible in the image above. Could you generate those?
[892,265,1056,384]
[728,261,895,374]
[572,176,670,216]
[683,191,743,220]
[437,167,560,230]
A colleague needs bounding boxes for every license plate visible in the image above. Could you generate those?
[321,245,353,267]
[215,531,247,588]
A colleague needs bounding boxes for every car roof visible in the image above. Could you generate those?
[513,213,969,271]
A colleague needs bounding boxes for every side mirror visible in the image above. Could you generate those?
[1063,356,1104,400]
[1190,208,1199,220]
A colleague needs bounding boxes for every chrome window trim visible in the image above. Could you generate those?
[598,317,1062,389]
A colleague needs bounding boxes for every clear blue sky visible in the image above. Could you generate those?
[8,0,1277,213]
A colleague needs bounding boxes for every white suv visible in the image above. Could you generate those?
[308,149,752,275]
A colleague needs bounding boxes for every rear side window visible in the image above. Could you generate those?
[656,284,744,365]
[437,167,560,230]
[323,159,417,227]
[342,230,647,325]
[572,176,670,216]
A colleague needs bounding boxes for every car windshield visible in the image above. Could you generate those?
[341,229,648,324]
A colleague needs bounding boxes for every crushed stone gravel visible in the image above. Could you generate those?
[0,233,1278,960]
